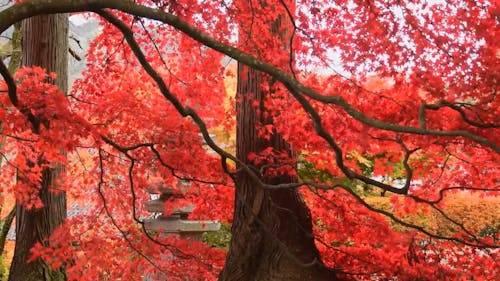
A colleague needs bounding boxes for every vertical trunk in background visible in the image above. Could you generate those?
[219,3,338,281]
[8,14,68,281]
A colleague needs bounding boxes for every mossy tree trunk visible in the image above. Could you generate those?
[8,14,68,281]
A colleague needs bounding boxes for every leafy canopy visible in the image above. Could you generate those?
[0,0,498,280]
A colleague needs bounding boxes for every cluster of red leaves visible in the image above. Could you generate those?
[304,189,500,280]
[1,4,235,279]
[0,67,95,207]
[30,219,227,281]
[231,0,499,279]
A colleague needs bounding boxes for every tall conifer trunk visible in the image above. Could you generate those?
[8,14,68,281]
[219,66,337,281]
[219,6,339,275]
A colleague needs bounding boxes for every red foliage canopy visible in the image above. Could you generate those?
[0,0,498,280]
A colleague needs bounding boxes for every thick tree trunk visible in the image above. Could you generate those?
[8,14,68,281]
[219,65,339,281]
[220,2,339,279]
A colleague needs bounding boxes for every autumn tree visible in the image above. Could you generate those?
[0,1,498,281]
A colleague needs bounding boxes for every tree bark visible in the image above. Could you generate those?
[219,2,340,279]
[219,63,339,281]
[8,14,68,281]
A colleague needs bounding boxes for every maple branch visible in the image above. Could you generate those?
[426,202,482,242]
[412,186,500,205]
[66,94,98,105]
[367,135,420,194]
[283,82,412,194]
[3,1,493,201]
[441,144,482,176]
[4,134,37,142]
[68,47,82,61]
[420,100,500,129]
[0,59,46,132]
[404,190,493,244]
[96,148,169,275]
[0,0,497,153]
[94,9,314,194]
[313,239,384,277]
[276,0,297,78]
[0,1,497,196]
[259,174,497,244]
[101,136,154,153]
[74,149,90,173]
[106,126,332,272]
[0,59,18,106]
[315,185,499,249]
[101,134,231,186]
[429,154,451,186]
[97,147,229,272]
[149,145,230,186]
[137,19,189,86]
[125,156,142,225]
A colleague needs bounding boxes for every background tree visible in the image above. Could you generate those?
[8,14,68,281]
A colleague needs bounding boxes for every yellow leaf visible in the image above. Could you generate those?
[349,150,372,167]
